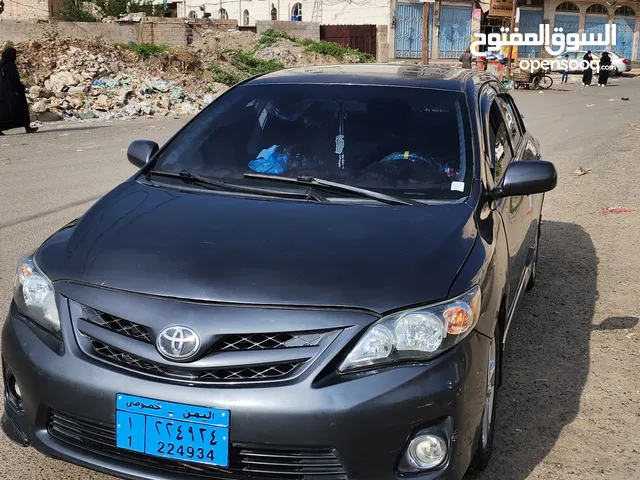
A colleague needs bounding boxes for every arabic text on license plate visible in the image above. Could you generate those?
[115,394,230,467]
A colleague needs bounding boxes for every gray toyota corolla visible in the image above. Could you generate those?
[2,65,557,480]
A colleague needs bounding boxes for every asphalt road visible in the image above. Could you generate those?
[1,74,639,480]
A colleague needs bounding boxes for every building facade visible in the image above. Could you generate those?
[2,0,638,60]
[172,0,640,59]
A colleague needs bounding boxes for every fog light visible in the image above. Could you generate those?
[12,379,22,400]
[7,374,22,401]
[407,434,447,470]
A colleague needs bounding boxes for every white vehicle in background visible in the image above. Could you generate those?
[552,50,630,76]
[593,50,632,76]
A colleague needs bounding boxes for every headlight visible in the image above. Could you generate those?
[13,250,60,334]
[339,286,481,372]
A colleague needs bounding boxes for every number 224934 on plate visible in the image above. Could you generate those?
[115,394,229,467]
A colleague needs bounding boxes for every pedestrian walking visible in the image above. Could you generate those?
[582,50,593,86]
[459,47,472,69]
[0,46,38,136]
[562,54,570,84]
[598,51,611,87]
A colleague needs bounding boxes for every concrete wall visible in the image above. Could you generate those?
[182,0,276,25]
[182,0,391,26]
[315,0,391,25]
[0,19,237,46]
[256,20,320,41]
[376,25,389,63]
[3,0,51,21]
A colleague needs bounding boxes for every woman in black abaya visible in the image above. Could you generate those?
[0,46,38,135]
[582,50,593,86]
[598,52,611,87]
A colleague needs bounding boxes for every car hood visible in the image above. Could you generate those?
[37,180,477,313]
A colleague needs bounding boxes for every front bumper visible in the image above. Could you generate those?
[2,304,490,480]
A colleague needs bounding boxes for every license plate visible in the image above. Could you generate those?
[115,394,230,467]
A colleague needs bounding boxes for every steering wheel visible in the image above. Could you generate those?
[374,151,444,172]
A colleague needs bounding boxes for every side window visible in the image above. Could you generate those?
[503,94,526,134]
[496,96,522,147]
[488,101,514,183]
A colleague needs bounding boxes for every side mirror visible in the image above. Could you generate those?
[495,160,557,198]
[127,140,159,169]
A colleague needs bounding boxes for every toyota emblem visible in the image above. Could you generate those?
[156,326,201,360]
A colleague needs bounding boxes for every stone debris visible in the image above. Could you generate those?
[14,38,230,121]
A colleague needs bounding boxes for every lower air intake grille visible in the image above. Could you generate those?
[48,410,348,480]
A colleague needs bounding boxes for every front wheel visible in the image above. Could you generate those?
[468,323,500,473]
[540,75,553,89]
[526,220,541,292]
[612,66,619,76]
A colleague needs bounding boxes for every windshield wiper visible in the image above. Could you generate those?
[148,170,329,203]
[243,173,419,206]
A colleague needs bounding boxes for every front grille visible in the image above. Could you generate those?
[81,307,152,343]
[80,306,327,352]
[90,339,302,382]
[48,410,348,480]
[218,332,325,351]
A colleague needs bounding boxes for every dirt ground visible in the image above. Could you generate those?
[0,73,639,480]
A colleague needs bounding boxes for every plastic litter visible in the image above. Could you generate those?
[248,145,288,174]
[149,76,171,93]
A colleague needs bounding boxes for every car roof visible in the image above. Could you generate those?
[245,64,502,94]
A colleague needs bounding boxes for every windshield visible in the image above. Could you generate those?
[152,83,473,201]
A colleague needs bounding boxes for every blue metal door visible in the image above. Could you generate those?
[438,6,471,58]
[395,3,433,59]
[554,14,579,37]
[614,17,635,58]
[395,4,422,58]
[585,16,609,39]
[518,10,543,58]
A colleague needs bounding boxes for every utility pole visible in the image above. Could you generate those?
[422,2,430,65]
[506,0,518,77]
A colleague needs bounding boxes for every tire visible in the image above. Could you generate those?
[530,75,541,90]
[612,66,619,76]
[468,322,501,473]
[525,220,541,292]
[540,75,553,90]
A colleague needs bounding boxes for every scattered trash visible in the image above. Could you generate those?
[609,99,615,102]
[622,97,630,101]
[629,124,638,130]
[600,207,638,214]
[586,104,595,107]
[572,167,592,176]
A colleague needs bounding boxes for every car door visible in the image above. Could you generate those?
[485,92,531,312]
[499,93,544,272]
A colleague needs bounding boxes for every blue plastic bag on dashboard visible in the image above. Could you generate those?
[248,145,289,174]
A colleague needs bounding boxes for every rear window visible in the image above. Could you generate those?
[153,83,473,200]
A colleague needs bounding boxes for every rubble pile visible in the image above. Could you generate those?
[15,38,228,121]
[193,29,362,68]
[12,30,367,122]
